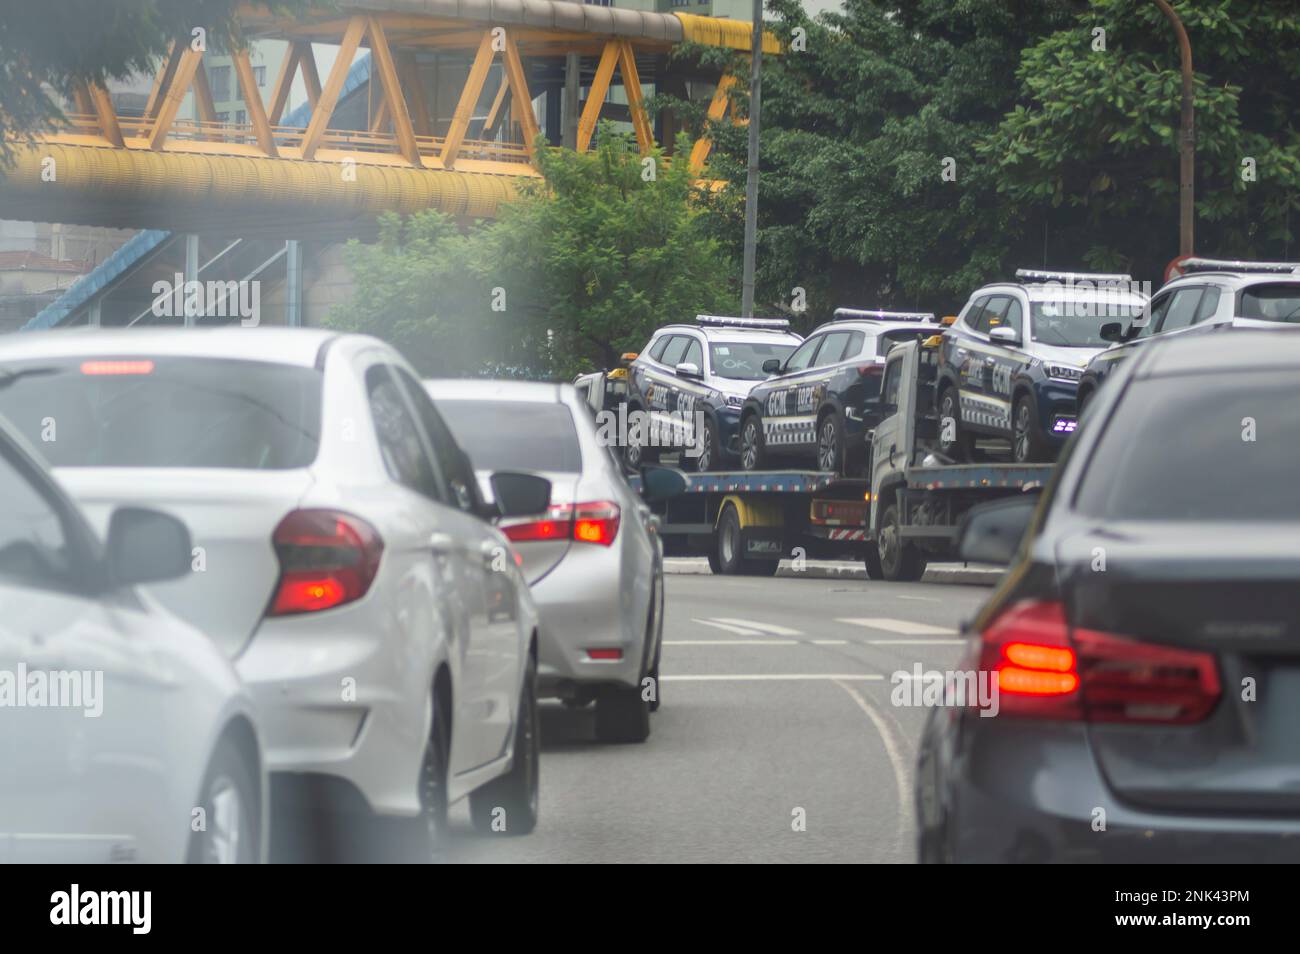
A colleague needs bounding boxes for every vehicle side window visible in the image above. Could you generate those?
[881,360,903,407]
[784,336,822,373]
[1193,287,1221,323]
[963,296,990,332]
[1135,292,1172,338]
[682,337,704,370]
[980,296,1011,334]
[1159,287,1203,333]
[659,336,688,367]
[814,331,853,366]
[0,448,78,592]
[1003,299,1024,336]
[648,336,670,361]
[845,331,866,358]
[366,365,442,502]
[393,368,481,514]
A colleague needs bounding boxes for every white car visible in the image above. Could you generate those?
[0,328,549,854]
[425,379,685,743]
[0,418,264,862]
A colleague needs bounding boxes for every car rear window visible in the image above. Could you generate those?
[1238,284,1300,323]
[877,328,934,356]
[436,399,581,473]
[1074,371,1300,520]
[0,357,321,469]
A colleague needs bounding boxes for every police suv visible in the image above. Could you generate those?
[738,310,941,476]
[936,269,1149,463]
[1076,258,1300,415]
[624,316,802,472]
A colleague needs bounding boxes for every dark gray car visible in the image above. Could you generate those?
[917,331,1300,863]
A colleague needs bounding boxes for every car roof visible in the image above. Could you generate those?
[973,282,1149,305]
[0,326,341,367]
[813,318,940,334]
[1159,271,1300,292]
[1137,330,1300,378]
[651,323,802,343]
[423,377,567,403]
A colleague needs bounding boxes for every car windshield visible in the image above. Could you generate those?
[709,341,798,380]
[0,357,322,469]
[436,399,581,473]
[1075,371,1300,520]
[1030,300,1148,347]
[1239,284,1300,322]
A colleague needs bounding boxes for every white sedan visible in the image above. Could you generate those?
[0,419,263,862]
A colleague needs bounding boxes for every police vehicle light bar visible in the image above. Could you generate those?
[695,315,792,330]
[833,308,937,323]
[1015,268,1132,284]
[1176,258,1300,275]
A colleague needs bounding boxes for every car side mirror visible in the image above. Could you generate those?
[762,358,782,374]
[1100,322,1124,343]
[675,362,702,379]
[489,471,553,518]
[639,464,688,503]
[106,506,193,586]
[988,326,1021,347]
[956,495,1038,567]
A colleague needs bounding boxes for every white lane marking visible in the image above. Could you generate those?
[895,595,940,603]
[692,618,762,636]
[660,673,884,682]
[812,639,848,645]
[837,617,958,636]
[867,639,965,646]
[710,617,804,636]
[833,678,915,854]
[665,639,798,646]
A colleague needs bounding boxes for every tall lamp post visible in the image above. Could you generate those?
[740,0,763,317]
[1152,0,1195,256]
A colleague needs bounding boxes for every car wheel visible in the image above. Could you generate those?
[816,411,845,474]
[691,416,720,472]
[647,575,664,712]
[938,386,975,461]
[418,687,451,852]
[739,414,766,471]
[188,737,259,864]
[470,651,540,836]
[1012,395,1049,463]
[595,683,651,743]
[624,408,658,470]
[877,503,926,582]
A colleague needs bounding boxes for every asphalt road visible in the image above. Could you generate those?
[440,573,991,863]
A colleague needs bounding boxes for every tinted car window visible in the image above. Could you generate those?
[659,336,688,367]
[0,445,75,590]
[1075,371,1300,520]
[367,365,441,501]
[1159,287,1203,333]
[1003,299,1024,335]
[0,358,321,469]
[397,369,487,514]
[648,336,670,361]
[437,399,582,474]
[1239,284,1300,322]
[709,340,798,380]
[784,336,822,373]
[682,338,704,370]
[981,296,1011,334]
[878,328,936,356]
[1193,287,1221,323]
[814,331,852,366]
[963,296,989,333]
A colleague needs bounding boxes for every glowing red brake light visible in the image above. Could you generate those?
[268,510,383,616]
[502,501,620,547]
[81,359,155,376]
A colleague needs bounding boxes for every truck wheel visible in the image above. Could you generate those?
[878,503,926,582]
[937,386,973,461]
[816,411,845,474]
[715,503,746,574]
[1012,395,1049,463]
[739,414,767,471]
[863,545,884,580]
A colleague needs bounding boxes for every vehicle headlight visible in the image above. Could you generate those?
[1046,364,1084,381]
[724,395,745,408]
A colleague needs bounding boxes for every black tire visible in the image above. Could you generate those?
[417,686,451,852]
[595,683,651,743]
[714,503,745,575]
[470,652,540,836]
[1012,394,1049,463]
[937,385,973,461]
[863,544,884,580]
[188,736,260,864]
[706,548,723,574]
[690,416,720,473]
[816,410,845,475]
[647,575,664,712]
[739,414,766,471]
[623,407,659,470]
[741,557,780,577]
[877,503,926,582]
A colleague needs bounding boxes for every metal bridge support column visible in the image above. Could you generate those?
[184,234,200,327]
[286,240,303,328]
[562,53,579,150]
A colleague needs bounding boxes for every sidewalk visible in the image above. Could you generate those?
[664,557,1003,585]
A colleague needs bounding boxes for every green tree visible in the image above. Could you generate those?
[0,0,314,165]
[983,0,1300,278]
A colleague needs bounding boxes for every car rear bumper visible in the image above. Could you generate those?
[922,713,1300,862]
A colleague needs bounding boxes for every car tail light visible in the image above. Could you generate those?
[977,600,1220,723]
[586,648,623,660]
[268,510,384,616]
[81,359,155,375]
[502,501,620,547]
[857,362,885,377]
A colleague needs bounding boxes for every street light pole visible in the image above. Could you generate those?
[740,0,763,317]
[1152,0,1195,257]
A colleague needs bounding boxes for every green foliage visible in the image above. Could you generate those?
[0,0,316,165]
[332,126,736,379]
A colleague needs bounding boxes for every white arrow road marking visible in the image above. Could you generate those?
[836,617,958,636]
[691,618,763,636]
[710,618,804,636]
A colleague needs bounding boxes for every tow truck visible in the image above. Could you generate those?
[628,338,1052,580]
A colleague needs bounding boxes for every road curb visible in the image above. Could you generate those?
[664,558,1002,585]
